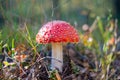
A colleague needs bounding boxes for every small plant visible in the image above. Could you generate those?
[80,17,117,80]
[18,23,40,60]
[49,70,61,80]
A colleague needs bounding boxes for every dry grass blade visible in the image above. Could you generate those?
[55,71,61,80]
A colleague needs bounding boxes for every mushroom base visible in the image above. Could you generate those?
[51,43,63,72]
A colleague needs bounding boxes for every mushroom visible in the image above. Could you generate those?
[36,20,79,72]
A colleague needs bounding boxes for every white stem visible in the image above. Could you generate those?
[51,43,63,72]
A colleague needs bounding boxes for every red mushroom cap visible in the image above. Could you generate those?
[36,20,80,44]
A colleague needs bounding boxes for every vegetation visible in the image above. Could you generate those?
[0,0,120,80]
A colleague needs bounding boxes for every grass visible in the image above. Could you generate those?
[79,16,118,79]
[0,16,119,80]
[0,0,119,80]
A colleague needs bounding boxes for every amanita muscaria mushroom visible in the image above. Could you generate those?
[36,20,79,72]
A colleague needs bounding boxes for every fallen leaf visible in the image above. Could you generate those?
[3,61,15,67]
[14,54,28,62]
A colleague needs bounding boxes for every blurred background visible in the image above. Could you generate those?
[0,0,119,27]
[0,0,119,46]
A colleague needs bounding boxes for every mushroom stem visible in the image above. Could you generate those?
[51,43,63,72]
